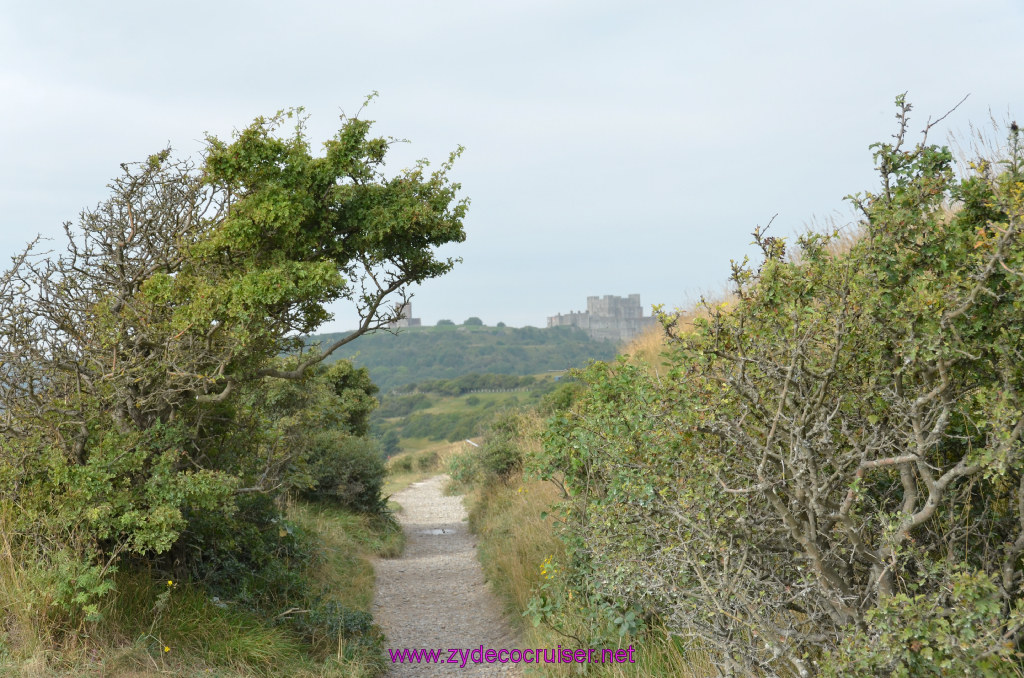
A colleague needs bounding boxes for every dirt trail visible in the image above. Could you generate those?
[374,474,523,676]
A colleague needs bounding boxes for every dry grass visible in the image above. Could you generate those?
[467,477,565,617]
[0,508,49,666]
[466,474,714,677]
[620,305,707,378]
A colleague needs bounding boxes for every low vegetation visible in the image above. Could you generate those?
[0,497,402,677]
[384,441,471,496]
[456,100,1024,677]
[371,373,570,452]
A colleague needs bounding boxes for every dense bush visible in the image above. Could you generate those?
[538,101,1024,676]
[448,411,532,484]
[301,434,387,513]
[822,568,1023,677]
[538,380,584,414]
[178,492,312,612]
[480,412,527,480]
[446,449,480,488]
[0,106,464,624]
[241,356,385,513]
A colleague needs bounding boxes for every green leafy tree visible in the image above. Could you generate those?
[463,316,483,326]
[0,104,466,615]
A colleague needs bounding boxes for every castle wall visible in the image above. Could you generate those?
[587,293,643,319]
[547,295,657,343]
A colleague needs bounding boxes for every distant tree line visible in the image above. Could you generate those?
[306,324,614,392]
[393,373,538,396]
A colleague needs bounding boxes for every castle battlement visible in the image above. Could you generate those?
[548,294,656,343]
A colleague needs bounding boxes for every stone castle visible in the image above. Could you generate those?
[388,302,421,329]
[547,294,658,343]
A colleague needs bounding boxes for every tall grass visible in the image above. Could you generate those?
[0,502,52,673]
[468,478,564,616]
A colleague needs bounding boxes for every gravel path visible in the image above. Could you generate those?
[374,475,523,677]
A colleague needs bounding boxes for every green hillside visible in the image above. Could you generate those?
[305,324,616,392]
[371,373,574,454]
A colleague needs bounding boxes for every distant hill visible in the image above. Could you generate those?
[305,324,617,392]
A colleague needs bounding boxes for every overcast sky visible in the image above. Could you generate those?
[3,1,1023,331]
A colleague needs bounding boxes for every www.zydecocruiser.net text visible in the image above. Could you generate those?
[388,645,636,667]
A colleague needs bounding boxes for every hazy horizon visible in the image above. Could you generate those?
[3,1,1024,330]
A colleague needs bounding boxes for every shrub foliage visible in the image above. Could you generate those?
[539,99,1024,675]
[0,105,465,621]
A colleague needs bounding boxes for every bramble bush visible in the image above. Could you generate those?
[538,98,1024,676]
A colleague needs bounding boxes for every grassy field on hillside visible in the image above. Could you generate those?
[372,373,569,452]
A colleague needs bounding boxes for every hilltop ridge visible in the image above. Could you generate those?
[305,323,617,392]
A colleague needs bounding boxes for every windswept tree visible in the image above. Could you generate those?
[0,106,466,614]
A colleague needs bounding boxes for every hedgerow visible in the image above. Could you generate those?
[537,98,1024,676]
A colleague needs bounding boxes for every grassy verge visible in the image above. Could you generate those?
[465,475,711,677]
[0,500,402,677]
[452,390,711,676]
[383,440,476,497]
[466,477,564,616]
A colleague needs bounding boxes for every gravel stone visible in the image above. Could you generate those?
[374,474,524,676]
